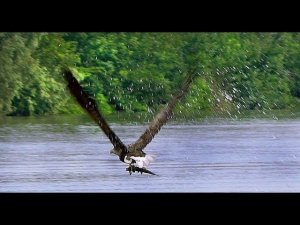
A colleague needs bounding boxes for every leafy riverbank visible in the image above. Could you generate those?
[1,33,300,117]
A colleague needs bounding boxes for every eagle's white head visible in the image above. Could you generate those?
[129,155,155,168]
[110,148,155,169]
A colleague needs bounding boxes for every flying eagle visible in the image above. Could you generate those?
[63,68,196,175]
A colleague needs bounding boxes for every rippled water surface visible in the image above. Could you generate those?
[0,115,300,192]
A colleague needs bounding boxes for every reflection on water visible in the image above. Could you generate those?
[0,115,300,192]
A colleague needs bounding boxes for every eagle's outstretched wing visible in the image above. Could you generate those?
[63,68,128,155]
[128,71,196,152]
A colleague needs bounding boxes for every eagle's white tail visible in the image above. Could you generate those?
[130,154,155,168]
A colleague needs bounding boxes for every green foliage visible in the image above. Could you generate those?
[176,77,213,116]
[1,32,300,117]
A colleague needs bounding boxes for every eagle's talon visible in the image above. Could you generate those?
[126,166,132,175]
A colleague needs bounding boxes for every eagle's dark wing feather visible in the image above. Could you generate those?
[63,68,128,154]
[128,72,196,152]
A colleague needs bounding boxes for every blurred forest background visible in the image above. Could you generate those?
[1,32,300,117]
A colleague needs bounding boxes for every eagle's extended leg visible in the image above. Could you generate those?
[127,166,132,175]
[126,163,135,175]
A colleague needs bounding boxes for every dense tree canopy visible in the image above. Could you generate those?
[0,32,299,117]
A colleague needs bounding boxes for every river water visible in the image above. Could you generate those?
[0,115,299,192]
